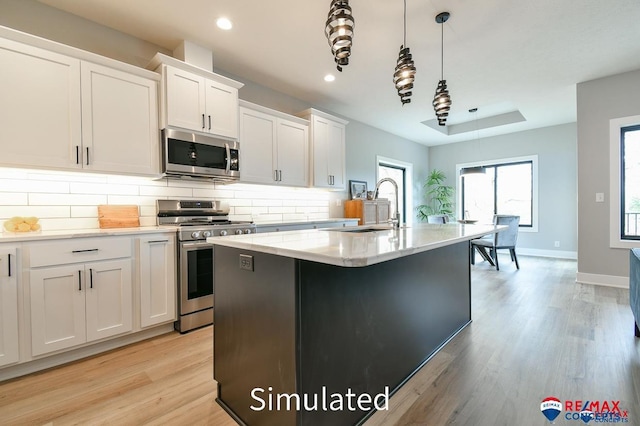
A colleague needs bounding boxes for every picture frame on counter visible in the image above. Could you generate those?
[349,180,368,199]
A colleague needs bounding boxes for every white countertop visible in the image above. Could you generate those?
[0,226,177,242]
[207,223,505,267]
[252,218,358,226]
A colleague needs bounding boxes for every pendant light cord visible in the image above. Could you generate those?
[440,20,444,80]
[403,0,407,46]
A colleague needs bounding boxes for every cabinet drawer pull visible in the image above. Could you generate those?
[147,239,169,244]
[78,270,82,291]
[71,249,99,253]
[89,268,93,289]
[202,114,205,129]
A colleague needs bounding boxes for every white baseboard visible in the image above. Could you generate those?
[517,248,577,259]
[575,272,629,289]
[0,323,175,382]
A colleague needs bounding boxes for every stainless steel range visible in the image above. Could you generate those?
[157,199,256,333]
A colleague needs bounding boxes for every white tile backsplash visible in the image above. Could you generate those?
[0,167,335,231]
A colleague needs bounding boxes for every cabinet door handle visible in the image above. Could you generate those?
[147,239,169,244]
[278,170,282,182]
[89,268,93,289]
[76,146,80,164]
[72,249,99,253]
[208,115,212,130]
[86,147,90,165]
[78,270,82,291]
[202,114,206,129]
[274,170,278,182]
[7,253,11,277]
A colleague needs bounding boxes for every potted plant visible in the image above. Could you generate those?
[417,169,454,221]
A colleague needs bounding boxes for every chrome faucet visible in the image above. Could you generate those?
[374,177,401,228]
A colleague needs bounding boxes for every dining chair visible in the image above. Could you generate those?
[471,215,520,270]
[427,214,449,224]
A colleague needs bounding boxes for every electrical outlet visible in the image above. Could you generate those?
[596,192,605,203]
[335,199,342,207]
[554,241,560,248]
[239,254,253,271]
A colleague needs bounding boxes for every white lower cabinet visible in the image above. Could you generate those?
[137,235,176,328]
[0,247,19,367]
[28,237,133,357]
[30,259,132,356]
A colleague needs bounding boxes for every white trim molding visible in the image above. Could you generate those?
[576,272,629,289]
[517,248,577,260]
[609,115,640,249]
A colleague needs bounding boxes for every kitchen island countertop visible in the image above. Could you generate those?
[208,222,504,267]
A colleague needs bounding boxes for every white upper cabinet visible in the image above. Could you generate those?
[81,62,159,175]
[150,54,243,140]
[239,102,309,187]
[298,109,348,189]
[205,78,239,139]
[165,66,207,132]
[0,38,82,169]
[239,106,277,184]
[276,119,309,187]
[0,33,160,176]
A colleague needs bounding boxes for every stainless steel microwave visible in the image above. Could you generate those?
[161,128,240,181]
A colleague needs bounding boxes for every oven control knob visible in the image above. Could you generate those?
[235,229,243,235]
[202,230,212,238]
[219,230,228,236]
[244,229,252,234]
[191,231,200,239]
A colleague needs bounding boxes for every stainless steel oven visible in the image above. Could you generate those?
[157,199,255,333]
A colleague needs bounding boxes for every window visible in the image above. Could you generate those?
[376,156,413,225]
[460,159,534,227]
[377,164,406,222]
[610,115,640,248]
[621,124,640,239]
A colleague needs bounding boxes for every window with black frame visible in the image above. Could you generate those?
[621,124,640,239]
[461,160,533,227]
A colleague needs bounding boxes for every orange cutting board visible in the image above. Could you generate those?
[98,205,140,229]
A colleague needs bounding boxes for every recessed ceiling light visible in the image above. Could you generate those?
[324,74,336,82]
[216,17,233,30]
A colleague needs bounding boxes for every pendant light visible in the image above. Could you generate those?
[460,108,486,176]
[393,0,416,105]
[325,0,355,72]
[433,12,452,126]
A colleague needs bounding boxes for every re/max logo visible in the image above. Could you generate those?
[564,400,625,415]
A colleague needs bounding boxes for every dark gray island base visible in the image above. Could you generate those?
[214,240,471,426]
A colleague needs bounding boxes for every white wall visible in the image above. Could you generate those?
[577,68,640,286]
[0,167,331,230]
[428,123,578,257]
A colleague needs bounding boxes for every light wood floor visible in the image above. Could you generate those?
[1,255,639,425]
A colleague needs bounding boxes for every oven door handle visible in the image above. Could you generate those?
[181,241,214,249]
[225,143,231,175]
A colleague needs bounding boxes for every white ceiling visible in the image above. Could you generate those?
[38,0,640,146]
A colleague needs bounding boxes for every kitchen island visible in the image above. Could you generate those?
[208,223,502,426]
